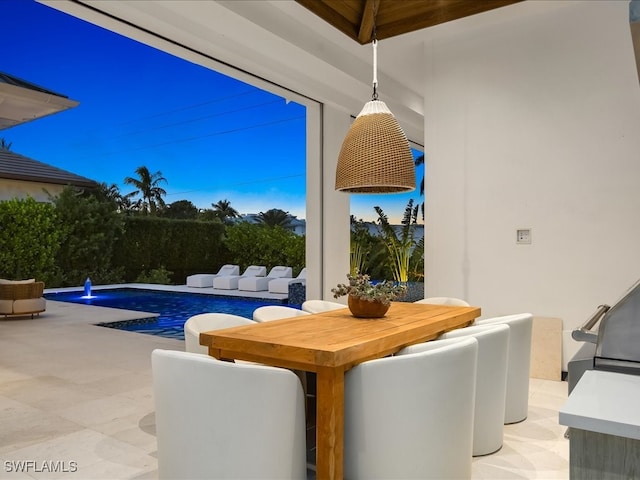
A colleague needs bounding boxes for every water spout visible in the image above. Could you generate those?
[83,277,93,298]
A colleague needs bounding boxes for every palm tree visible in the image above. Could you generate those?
[212,199,239,222]
[257,208,292,228]
[123,166,167,215]
[85,182,127,212]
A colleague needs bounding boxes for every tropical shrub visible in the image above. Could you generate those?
[374,199,421,283]
[51,186,125,286]
[0,197,63,284]
[114,216,226,283]
[350,217,375,276]
[135,266,173,284]
[223,222,305,274]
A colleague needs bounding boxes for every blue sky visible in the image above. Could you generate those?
[1,0,423,223]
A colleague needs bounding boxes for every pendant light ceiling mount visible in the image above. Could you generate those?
[335,10,416,194]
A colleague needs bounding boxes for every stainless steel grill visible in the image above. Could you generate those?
[568,278,640,393]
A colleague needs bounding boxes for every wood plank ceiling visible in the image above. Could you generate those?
[295,0,525,44]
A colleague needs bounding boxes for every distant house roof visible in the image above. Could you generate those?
[0,149,97,188]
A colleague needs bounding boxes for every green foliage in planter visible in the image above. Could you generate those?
[114,216,226,283]
[223,222,305,275]
[350,219,371,276]
[51,187,125,286]
[374,199,422,283]
[0,197,63,284]
[332,272,406,306]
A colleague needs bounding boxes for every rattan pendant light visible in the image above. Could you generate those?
[335,38,416,193]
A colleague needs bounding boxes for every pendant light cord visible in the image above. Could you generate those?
[372,38,378,100]
[371,0,379,101]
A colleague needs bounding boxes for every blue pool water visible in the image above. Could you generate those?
[45,288,291,340]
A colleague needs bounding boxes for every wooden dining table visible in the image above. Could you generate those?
[199,301,480,480]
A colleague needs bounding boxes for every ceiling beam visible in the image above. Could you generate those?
[296,0,525,44]
[357,0,376,44]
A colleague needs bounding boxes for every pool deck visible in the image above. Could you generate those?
[45,282,290,302]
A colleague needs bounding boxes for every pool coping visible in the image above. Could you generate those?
[44,282,290,301]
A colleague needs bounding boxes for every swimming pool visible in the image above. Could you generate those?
[45,288,292,340]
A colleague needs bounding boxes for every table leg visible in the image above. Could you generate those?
[315,366,345,480]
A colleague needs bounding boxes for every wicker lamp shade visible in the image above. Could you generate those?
[335,100,416,193]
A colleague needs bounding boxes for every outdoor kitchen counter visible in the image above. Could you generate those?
[559,369,640,479]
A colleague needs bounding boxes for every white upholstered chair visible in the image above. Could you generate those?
[301,299,346,314]
[213,265,266,290]
[252,305,310,322]
[268,268,306,294]
[474,313,533,423]
[238,266,292,292]
[152,349,307,479]
[344,337,478,479]
[251,305,311,397]
[399,324,509,456]
[414,296,471,306]
[184,313,256,355]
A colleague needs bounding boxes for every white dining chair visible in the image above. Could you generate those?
[152,349,307,479]
[414,296,471,306]
[183,313,256,355]
[344,337,478,479]
[474,313,533,423]
[251,305,312,411]
[301,299,346,313]
[399,324,509,456]
[252,305,310,322]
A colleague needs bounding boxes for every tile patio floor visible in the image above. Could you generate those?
[0,299,569,479]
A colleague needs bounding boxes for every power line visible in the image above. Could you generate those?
[86,114,305,159]
[112,98,283,139]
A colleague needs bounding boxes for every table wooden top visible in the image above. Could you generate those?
[200,302,480,371]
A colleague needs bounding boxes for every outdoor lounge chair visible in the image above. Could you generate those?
[186,264,239,288]
[0,279,46,318]
[238,266,292,292]
[268,268,306,294]
[213,265,267,290]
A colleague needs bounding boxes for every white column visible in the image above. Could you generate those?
[305,104,351,301]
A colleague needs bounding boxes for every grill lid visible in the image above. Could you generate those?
[595,278,640,374]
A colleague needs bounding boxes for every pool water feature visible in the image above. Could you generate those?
[45,288,292,340]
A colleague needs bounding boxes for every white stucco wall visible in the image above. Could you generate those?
[0,179,64,202]
[423,1,640,369]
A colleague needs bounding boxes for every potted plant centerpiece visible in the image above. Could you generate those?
[332,272,406,318]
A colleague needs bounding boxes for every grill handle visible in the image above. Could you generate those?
[571,304,610,343]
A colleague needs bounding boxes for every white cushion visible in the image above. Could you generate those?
[186,274,216,288]
[0,278,35,284]
[0,299,13,314]
[13,298,46,314]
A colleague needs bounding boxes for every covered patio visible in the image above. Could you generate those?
[5,0,640,477]
[40,0,640,370]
